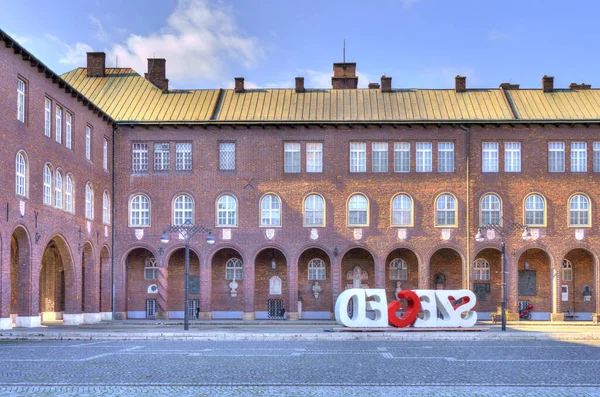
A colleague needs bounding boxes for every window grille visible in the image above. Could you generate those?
[562,259,573,282]
[284,142,301,173]
[154,143,170,171]
[481,194,501,225]
[394,142,410,172]
[438,142,454,172]
[372,142,388,172]
[144,257,158,280]
[308,258,326,280]
[146,299,157,319]
[473,258,491,281]
[571,142,587,172]
[261,194,281,226]
[504,142,521,172]
[219,142,236,170]
[217,195,237,226]
[416,142,432,172]
[548,142,565,172]
[392,194,412,226]
[436,194,456,226]
[482,142,498,172]
[226,258,243,280]
[349,142,366,172]
[132,143,148,173]
[44,98,52,137]
[304,194,324,226]
[306,142,323,173]
[569,195,589,226]
[188,299,200,319]
[176,142,192,171]
[389,258,408,280]
[348,194,368,226]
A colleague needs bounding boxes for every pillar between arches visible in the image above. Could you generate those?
[242,261,255,320]
[287,255,299,320]
[374,256,385,289]
[198,253,211,320]
[505,251,519,321]
[418,259,429,290]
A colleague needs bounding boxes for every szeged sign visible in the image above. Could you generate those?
[335,289,477,328]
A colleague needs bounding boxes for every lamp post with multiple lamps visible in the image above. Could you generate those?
[475,216,531,331]
[160,220,215,331]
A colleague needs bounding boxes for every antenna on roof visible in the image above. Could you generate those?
[343,39,346,63]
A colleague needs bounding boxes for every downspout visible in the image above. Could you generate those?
[460,124,471,290]
[111,124,117,319]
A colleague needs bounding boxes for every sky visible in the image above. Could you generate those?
[1,0,599,90]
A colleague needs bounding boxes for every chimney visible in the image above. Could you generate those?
[144,58,168,91]
[234,77,245,93]
[455,75,466,92]
[542,75,554,92]
[569,82,591,90]
[368,82,380,89]
[331,62,358,89]
[381,76,392,92]
[499,82,520,90]
[295,77,305,93]
[86,52,106,77]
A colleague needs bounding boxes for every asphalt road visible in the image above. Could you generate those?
[1,339,599,396]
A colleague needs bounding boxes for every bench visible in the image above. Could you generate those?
[564,313,579,321]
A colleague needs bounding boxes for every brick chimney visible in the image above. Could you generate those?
[234,77,245,93]
[331,62,358,89]
[368,82,380,89]
[144,58,168,91]
[86,52,106,77]
[542,75,554,92]
[455,76,466,92]
[295,77,305,93]
[569,82,591,90]
[381,76,392,92]
[499,82,520,90]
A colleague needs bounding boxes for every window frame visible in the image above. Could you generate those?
[129,194,151,227]
[594,142,600,173]
[391,193,413,227]
[438,142,454,173]
[568,194,591,227]
[216,194,238,227]
[435,193,457,227]
[175,142,193,171]
[480,194,502,226]
[218,141,236,171]
[482,142,499,173]
[570,142,587,173]
[524,193,546,227]
[153,142,170,171]
[17,78,26,123]
[394,142,410,173]
[15,151,27,197]
[173,194,194,226]
[372,142,388,173]
[303,193,325,227]
[504,142,521,172]
[44,98,52,137]
[43,163,53,205]
[225,258,243,280]
[65,113,72,149]
[284,142,301,173]
[308,258,326,280]
[562,259,573,282]
[389,258,408,281]
[54,170,63,209]
[102,190,110,225]
[132,142,149,173]
[55,105,62,144]
[85,183,94,220]
[260,193,282,227]
[548,141,565,172]
[306,142,323,173]
[473,258,491,281]
[65,174,74,213]
[103,138,108,171]
[416,142,432,172]
[349,142,367,173]
[347,193,369,227]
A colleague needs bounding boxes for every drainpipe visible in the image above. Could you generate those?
[111,125,116,319]
[460,124,471,290]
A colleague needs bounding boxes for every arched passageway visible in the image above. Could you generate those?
[385,248,419,303]
[125,248,159,319]
[298,248,331,319]
[167,248,200,319]
[211,248,244,319]
[472,248,501,315]
[562,249,596,319]
[429,248,463,290]
[254,248,287,319]
[518,248,551,320]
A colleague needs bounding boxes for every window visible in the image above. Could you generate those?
[505,142,521,172]
[65,113,72,149]
[304,194,325,226]
[524,194,545,226]
[473,258,490,281]
[103,138,108,170]
[154,143,170,171]
[594,142,600,172]
[372,142,388,172]
[482,142,498,172]
[261,194,281,226]
[219,142,236,170]
[55,106,62,143]
[436,194,456,226]
[284,142,301,173]
[144,257,158,280]
[15,152,27,197]
[562,259,573,282]
[571,142,587,172]
[438,142,454,172]
[102,191,110,224]
[389,258,408,281]
[65,175,73,213]
[481,194,501,226]
[349,142,366,172]
[306,142,323,173]
[54,171,63,209]
[85,183,93,219]
[43,164,52,205]
[225,258,243,280]
[308,258,326,280]
[394,142,410,172]
[391,194,412,226]
[175,142,192,171]
[173,194,194,225]
[17,78,26,122]
[416,142,432,172]
[44,98,52,137]
[132,143,148,173]
[348,194,368,226]
[217,195,237,226]
[130,195,150,226]
[569,194,590,226]
[85,126,92,161]
[548,142,565,172]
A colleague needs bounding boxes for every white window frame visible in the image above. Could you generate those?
[284,142,301,173]
[562,259,573,282]
[55,106,62,144]
[16,152,27,197]
[569,194,590,227]
[436,194,456,226]
[130,194,150,226]
[225,258,243,280]
[85,183,94,220]
[17,78,26,123]
[306,142,323,173]
[65,113,72,149]
[175,142,192,171]
[217,195,237,227]
[219,142,236,171]
[594,142,600,173]
[416,142,432,172]
[103,191,110,225]
[391,194,412,227]
[308,258,326,280]
[482,142,499,172]
[43,164,52,205]
[144,257,158,280]
[65,174,73,213]
[103,138,108,170]
[548,142,565,172]
[154,142,170,171]
[438,142,454,173]
[261,194,281,226]
[504,142,521,172]
[86,126,92,161]
[348,194,368,226]
[473,258,491,281]
[372,142,388,173]
[54,171,63,209]
[304,194,325,227]
[173,194,194,226]
[524,194,545,226]
[394,142,410,173]
[389,258,408,281]
[44,98,52,137]
[571,142,587,172]
[132,143,148,173]
[480,194,501,226]
[349,142,366,173]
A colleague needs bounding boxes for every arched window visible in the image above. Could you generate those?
[225,258,243,280]
[55,170,63,209]
[217,195,237,226]
[473,258,490,281]
[173,194,194,225]
[348,194,368,226]
[389,258,408,280]
[103,190,110,224]
[65,174,74,213]
[85,183,94,219]
[308,258,326,280]
[481,194,501,226]
[569,194,590,226]
[130,194,150,226]
[524,194,545,226]
[436,194,456,226]
[391,194,412,226]
[304,194,325,226]
[261,194,281,226]
[43,164,52,205]
[15,151,27,197]
[562,259,573,282]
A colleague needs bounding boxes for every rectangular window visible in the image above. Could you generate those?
[103,138,108,170]
[153,142,170,171]
[175,142,192,171]
[44,98,52,137]
[548,142,565,172]
[284,142,301,173]
[55,106,62,143]
[372,142,388,172]
[504,142,521,172]
[394,142,410,172]
[571,142,587,172]
[594,142,600,172]
[219,142,236,170]
[482,142,498,172]
[17,78,26,123]
[85,126,92,161]
[65,113,72,149]
[306,142,323,173]
[349,142,366,172]
[438,142,454,173]
[416,142,432,172]
[132,143,148,173]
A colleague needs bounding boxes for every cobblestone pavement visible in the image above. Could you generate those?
[0,339,599,395]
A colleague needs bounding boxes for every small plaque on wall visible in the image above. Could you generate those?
[189,276,200,295]
[518,270,536,296]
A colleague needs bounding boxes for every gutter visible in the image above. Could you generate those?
[460,124,471,291]
[111,125,116,319]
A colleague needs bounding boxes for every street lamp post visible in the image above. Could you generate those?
[475,216,531,331]
[160,220,215,331]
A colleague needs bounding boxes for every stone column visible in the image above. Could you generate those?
[198,253,211,320]
[374,256,385,289]
[287,255,299,320]
[156,266,169,319]
[242,260,255,320]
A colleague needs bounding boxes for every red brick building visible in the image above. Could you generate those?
[1,28,599,328]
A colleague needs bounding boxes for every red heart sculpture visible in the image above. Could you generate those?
[387,290,421,328]
[448,295,470,310]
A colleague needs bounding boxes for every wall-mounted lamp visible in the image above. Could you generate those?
[35,232,41,244]
[158,247,164,256]
[333,247,339,257]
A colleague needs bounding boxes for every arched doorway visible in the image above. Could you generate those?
[211,248,244,319]
[472,248,501,316]
[254,248,287,320]
[167,248,200,319]
[341,248,375,290]
[429,248,463,290]
[562,249,596,320]
[385,248,418,303]
[99,246,112,319]
[39,236,74,324]
[298,248,331,319]
[10,227,31,326]
[518,248,551,320]
[125,248,160,319]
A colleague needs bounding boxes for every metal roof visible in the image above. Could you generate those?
[505,89,600,120]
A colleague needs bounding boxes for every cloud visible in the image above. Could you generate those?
[46,34,93,66]
[7,32,31,45]
[89,15,107,41]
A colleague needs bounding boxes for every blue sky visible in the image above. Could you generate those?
[1,0,598,90]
